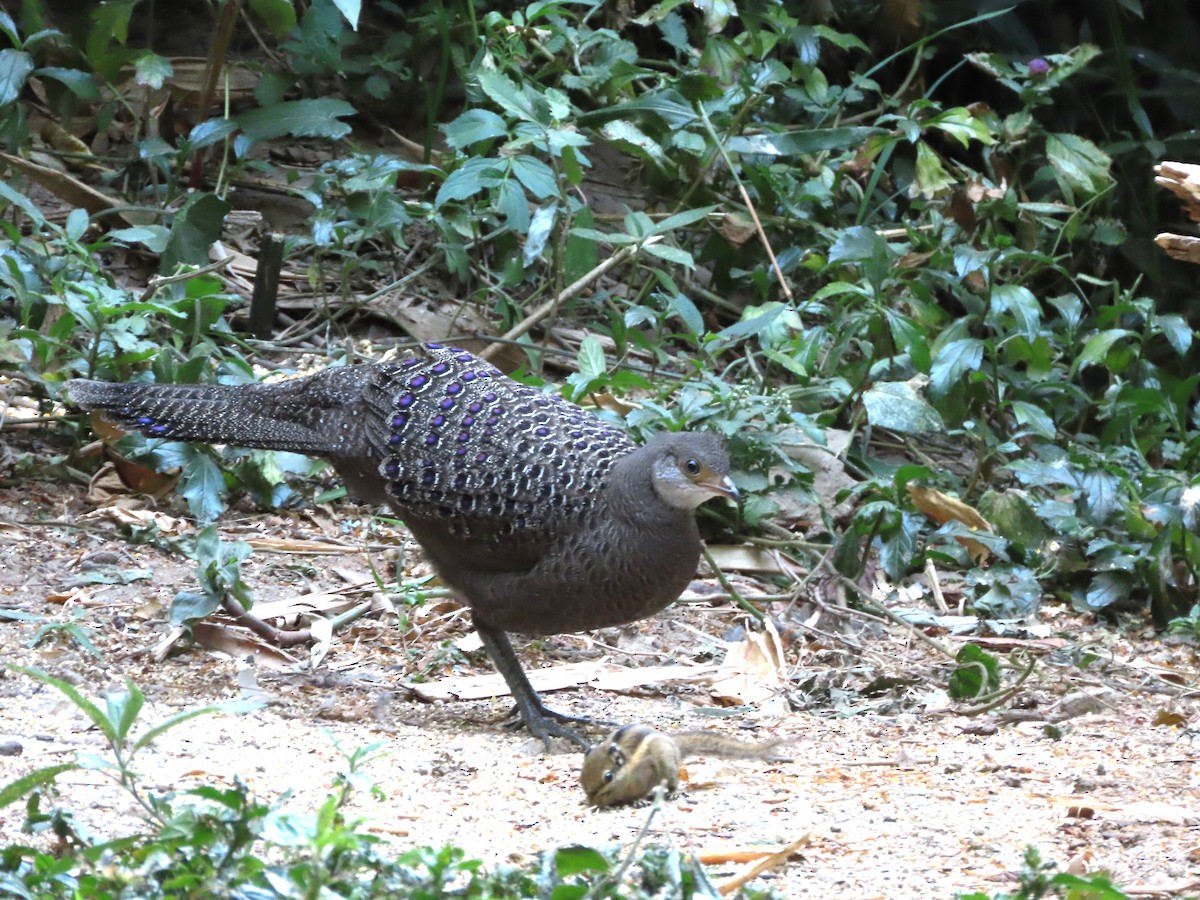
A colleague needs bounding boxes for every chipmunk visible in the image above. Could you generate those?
[581,722,785,808]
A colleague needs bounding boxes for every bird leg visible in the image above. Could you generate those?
[474,620,598,750]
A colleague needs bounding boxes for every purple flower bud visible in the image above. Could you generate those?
[1028,58,1050,76]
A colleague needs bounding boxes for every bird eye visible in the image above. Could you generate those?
[684,458,701,476]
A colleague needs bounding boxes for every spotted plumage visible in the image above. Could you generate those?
[67,343,738,746]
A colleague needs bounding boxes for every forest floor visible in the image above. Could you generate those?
[0,464,1198,899]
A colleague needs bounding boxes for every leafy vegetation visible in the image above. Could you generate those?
[0,668,779,899]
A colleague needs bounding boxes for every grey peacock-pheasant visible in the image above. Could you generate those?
[67,343,738,746]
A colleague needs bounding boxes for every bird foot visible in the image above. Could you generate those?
[503,702,613,751]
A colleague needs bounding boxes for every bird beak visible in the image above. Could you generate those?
[702,475,740,505]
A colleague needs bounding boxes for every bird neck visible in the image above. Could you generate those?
[607,445,688,526]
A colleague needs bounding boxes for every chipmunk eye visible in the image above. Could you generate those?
[604,771,614,783]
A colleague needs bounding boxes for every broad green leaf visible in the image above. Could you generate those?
[989,283,1041,342]
[930,338,984,397]
[510,155,557,199]
[187,117,239,149]
[725,127,877,157]
[161,192,230,274]
[927,107,994,148]
[1009,400,1056,440]
[1082,572,1131,611]
[1073,328,1133,372]
[0,48,33,104]
[643,242,694,267]
[650,205,717,235]
[523,202,557,266]
[1046,132,1113,198]
[912,142,954,198]
[65,207,88,241]
[553,844,611,876]
[105,683,145,744]
[443,108,509,149]
[862,381,945,434]
[476,70,537,123]
[178,450,228,522]
[1154,314,1192,356]
[33,66,99,100]
[435,158,504,206]
[133,51,172,89]
[236,98,355,142]
[1079,469,1120,523]
[948,644,1001,699]
[248,0,297,36]
[667,292,703,336]
[576,337,606,382]
[600,119,666,164]
[170,589,221,626]
[495,177,530,233]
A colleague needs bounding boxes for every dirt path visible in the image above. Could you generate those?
[1,479,1197,898]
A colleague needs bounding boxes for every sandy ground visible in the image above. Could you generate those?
[1,476,1198,899]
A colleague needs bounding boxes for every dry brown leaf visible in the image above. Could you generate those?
[907,483,993,564]
[710,619,787,706]
[191,621,300,669]
[0,151,149,225]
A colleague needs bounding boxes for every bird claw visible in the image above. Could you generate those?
[503,702,611,750]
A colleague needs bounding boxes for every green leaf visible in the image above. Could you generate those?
[476,70,538,123]
[0,763,77,809]
[105,683,145,745]
[248,0,297,36]
[1073,329,1133,372]
[133,51,172,89]
[33,66,99,100]
[1154,314,1192,356]
[1009,400,1056,440]
[576,337,607,382]
[188,117,239,149]
[236,98,355,142]
[600,119,666,164]
[523,202,557,266]
[10,666,115,743]
[861,381,945,433]
[667,292,703,336]
[948,644,1001,699]
[1046,132,1113,198]
[643,242,695,267]
[443,108,509,149]
[177,450,228,522]
[65,207,89,241]
[725,127,878,157]
[989,283,1041,343]
[554,845,610,877]
[109,224,171,253]
[649,204,716,235]
[0,48,33,104]
[510,155,558,199]
[161,192,231,274]
[929,338,984,397]
[171,589,220,625]
[435,158,504,206]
